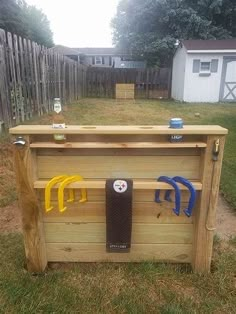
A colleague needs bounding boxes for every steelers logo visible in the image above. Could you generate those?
[113,180,128,193]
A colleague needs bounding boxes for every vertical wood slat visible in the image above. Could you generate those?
[13,137,47,272]
[22,38,32,119]
[62,56,66,104]
[18,37,28,121]
[192,135,226,272]
[27,39,36,115]
[7,32,19,123]
[13,34,24,122]
[41,46,47,113]
[0,30,11,127]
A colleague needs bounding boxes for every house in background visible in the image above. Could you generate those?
[51,46,146,69]
[50,46,81,62]
[171,39,236,102]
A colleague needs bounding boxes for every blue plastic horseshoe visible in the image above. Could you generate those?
[155,176,181,216]
[165,176,196,217]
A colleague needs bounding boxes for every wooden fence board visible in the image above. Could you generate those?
[85,67,171,99]
[0,30,11,126]
[7,32,19,123]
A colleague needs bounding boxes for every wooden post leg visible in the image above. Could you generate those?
[13,138,47,272]
[192,135,226,272]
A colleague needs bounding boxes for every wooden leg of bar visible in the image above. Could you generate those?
[13,140,47,273]
[192,136,225,272]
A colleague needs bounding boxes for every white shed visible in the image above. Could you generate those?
[171,40,236,102]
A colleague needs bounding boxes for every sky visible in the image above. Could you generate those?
[26,0,120,48]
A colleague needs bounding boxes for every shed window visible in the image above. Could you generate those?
[192,59,219,75]
[95,56,102,65]
[200,62,211,72]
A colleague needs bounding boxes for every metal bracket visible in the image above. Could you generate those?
[212,139,220,161]
[13,136,27,147]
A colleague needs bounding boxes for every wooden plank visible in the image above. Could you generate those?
[13,140,47,272]
[32,42,40,115]
[42,201,194,224]
[36,147,201,157]
[27,39,36,115]
[31,133,203,144]
[18,36,28,121]
[53,52,57,99]
[61,56,66,104]
[38,188,197,203]
[22,38,33,119]
[45,48,51,112]
[56,53,60,98]
[146,69,149,98]
[9,125,228,135]
[192,135,226,273]
[46,243,192,263]
[35,179,202,190]
[116,83,135,99]
[40,47,47,113]
[205,137,226,265]
[36,155,200,179]
[7,32,19,123]
[30,141,207,149]
[0,30,12,127]
[116,92,135,96]
[2,30,13,126]
[13,34,24,122]
[116,84,135,90]
[44,223,193,244]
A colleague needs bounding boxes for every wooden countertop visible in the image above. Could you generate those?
[9,125,228,135]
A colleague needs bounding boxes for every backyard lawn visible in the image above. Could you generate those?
[0,98,236,313]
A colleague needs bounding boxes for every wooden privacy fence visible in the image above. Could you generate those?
[86,67,171,99]
[0,28,171,128]
[0,29,86,128]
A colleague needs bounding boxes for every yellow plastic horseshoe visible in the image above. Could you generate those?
[45,175,68,212]
[58,175,87,212]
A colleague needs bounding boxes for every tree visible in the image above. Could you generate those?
[0,0,53,47]
[112,0,236,66]
[0,0,28,38]
[22,3,54,47]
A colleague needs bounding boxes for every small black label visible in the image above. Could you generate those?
[170,135,183,142]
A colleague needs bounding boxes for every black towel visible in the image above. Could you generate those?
[106,179,133,253]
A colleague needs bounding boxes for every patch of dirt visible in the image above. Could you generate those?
[216,195,236,240]
[0,201,22,233]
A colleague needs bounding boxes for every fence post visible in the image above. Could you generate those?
[146,69,149,98]
[0,30,12,127]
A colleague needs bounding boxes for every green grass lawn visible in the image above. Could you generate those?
[1,98,236,313]
[0,234,235,313]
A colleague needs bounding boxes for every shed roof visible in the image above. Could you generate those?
[182,39,236,51]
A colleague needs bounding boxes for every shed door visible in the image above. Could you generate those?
[220,57,236,102]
